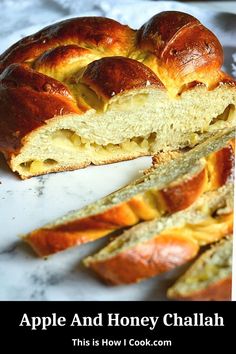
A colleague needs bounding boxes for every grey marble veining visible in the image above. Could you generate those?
[0,0,236,300]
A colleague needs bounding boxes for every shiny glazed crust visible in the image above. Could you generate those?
[88,233,200,285]
[137,11,224,92]
[85,212,233,285]
[0,64,80,153]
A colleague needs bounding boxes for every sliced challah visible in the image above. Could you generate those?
[0,12,235,178]
[84,184,233,285]
[23,129,235,257]
[167,236,232,301]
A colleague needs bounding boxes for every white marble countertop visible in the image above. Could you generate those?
[0,0,236,300]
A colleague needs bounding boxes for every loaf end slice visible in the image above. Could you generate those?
[167,236,232,301]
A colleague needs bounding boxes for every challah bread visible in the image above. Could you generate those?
[84,184,233,285]
[0,12,235,178]
[24,129,235,257]
[167,236,232,301]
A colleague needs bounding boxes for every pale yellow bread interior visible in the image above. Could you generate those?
[167,236,232,298]
[9,84,236,178]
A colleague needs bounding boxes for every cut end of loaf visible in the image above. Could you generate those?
[167,236,232,300]
[6,84,236,179]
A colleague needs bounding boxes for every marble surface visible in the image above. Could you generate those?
[0,0,236,300]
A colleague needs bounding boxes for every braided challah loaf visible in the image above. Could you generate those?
[0,11,235,178]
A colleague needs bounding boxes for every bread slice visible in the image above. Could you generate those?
[167,236,232,301]
[0,12,235,178]
[84,184,233,284]
[23,129,235,257]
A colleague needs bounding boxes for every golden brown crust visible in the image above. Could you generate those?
[0,63,73,97]
[33,45,94,76]
[168,276,232,301]
[137,12,199,52]
[81,56,163,100]
[160,167,207,212]
[137,11,223,91]
[88,233,199,284]
[0,64,80,153]
[25,202,139,256]
[26,228,109,257]
[207,141,235,189]
[86,212,233,285]
[205,141,234,187]
[0,17,134,71]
